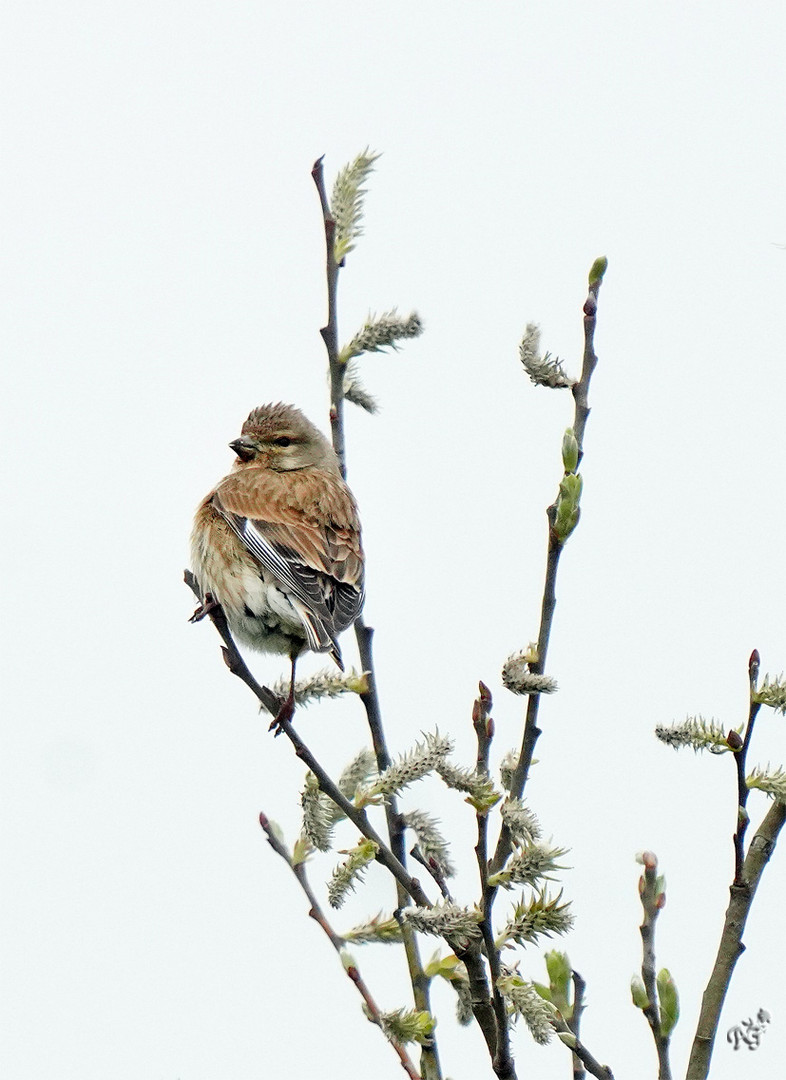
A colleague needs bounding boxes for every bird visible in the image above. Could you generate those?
[190,402,365,722]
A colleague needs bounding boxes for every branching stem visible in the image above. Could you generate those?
[259,812,423,1080]
[491,273,602,871]
[687,800,786,1079]
[686,651,785,1079]
[552,1016,615,1080]
[733,651,762,884]
[188,177,616,1080]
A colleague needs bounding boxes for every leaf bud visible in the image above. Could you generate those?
[657,968,680,1036]
[630,975,649,1010]
[588,256,608,285]
[562,428,579,473]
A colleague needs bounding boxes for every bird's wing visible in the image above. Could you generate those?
[213,467,364,637]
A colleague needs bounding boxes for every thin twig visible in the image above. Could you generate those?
[457,944,500,1061]
[276,711,434,907]
[638,852,672,1080]
[188,561,433,906]
[472,684,517,1080]
[733,650,762,883]
[312,155,442,1080]
[311,156,346,474]
[188,559,430,1071]
[410,845,453,901]
[184,570,280,715]
[491,266,603,876]
[552,1017,615,1080]
[483,266,611,1080]
[687,756,786,1076]
[189,546,491,1067]
[568,970,587,1080]
[259,812,422,1080]
[353,618,435,1039]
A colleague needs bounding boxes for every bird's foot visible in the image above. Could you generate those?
[269,692,295,734]
[189,593,220,623]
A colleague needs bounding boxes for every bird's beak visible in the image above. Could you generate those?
[229,437,256,462]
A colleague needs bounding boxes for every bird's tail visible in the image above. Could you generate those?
[291,598,344,670]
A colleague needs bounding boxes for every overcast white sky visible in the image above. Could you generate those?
[3,3,786,1079]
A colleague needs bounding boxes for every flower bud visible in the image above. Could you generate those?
[340,947,357,973]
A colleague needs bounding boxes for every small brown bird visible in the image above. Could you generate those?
[190,403,364,716]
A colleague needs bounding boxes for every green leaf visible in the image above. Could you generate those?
[631,975,649,1010]
[657,968,679,1036]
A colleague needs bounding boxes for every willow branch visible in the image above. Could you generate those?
[259,812,422,1080]
[188,557,432,906]
[491,265,603,876]
[311,156,345,472]
[568,970,587,1080]
[456,943,499,1061]
[184,570,279,715]
[638,854,672,1080]
[687,798,786,1080]
[312,155,441,1080]
[733,650,762,883]
[278,712,435,907]
[473,686,516,1080]
[410,845,453,901]
[552,1017,615,1080]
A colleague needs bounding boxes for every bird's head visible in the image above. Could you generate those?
[229,403,340,474]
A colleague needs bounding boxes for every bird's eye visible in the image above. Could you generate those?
[273,436,292,447]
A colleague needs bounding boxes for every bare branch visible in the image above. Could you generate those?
[635,852,673,1080]
[259,813,422,1080]
[492,259,606,876]
[687,790,786,1078]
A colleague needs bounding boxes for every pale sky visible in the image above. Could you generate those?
[3,3,786,1079]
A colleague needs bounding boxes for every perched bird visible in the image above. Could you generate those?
[190,403,365,717]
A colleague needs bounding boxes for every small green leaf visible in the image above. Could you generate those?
[545,950,572,996]
[657,968,680,1036]
[292,836,311,866]
[631,975,649,1010]
[424,951,464,982]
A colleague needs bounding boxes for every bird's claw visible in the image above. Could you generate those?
[189,593,220,623]
[269,694,295,734]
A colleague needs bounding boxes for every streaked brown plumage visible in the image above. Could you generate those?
[190,404,364,704]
